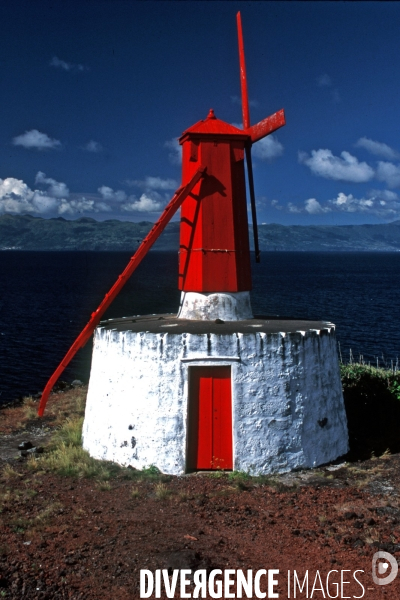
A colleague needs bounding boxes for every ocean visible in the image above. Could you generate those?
[1,251,400,405]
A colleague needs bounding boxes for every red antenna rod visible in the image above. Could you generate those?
[237,11,251,129]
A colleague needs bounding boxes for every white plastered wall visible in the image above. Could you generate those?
[82,326,348,475]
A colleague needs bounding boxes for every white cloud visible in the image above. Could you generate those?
[35,171,69,198]
[0,178,34,214]
[127,176,178,191]
[368,188,398,202]
[121,193,162,213]
[299,149,374,183]
[0,175,113,217]
[0,177,63,215]
[355,137,400,160]
[287,203,302,213]
[83,140,103,153]
[50,56,87,72]
[98,186,127,202]
[164,138,182,165]
[270,199,283,210]
[328,190,400,217]
[12,129,62,150]
[317,74,332,87]
[252,134,284,161]
[58,198,111,215]
[304,198,331,214]
[376,161,400,188]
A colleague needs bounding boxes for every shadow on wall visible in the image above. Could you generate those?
[342,364,400,461]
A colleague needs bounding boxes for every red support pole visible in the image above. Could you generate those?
[37,166,206,417]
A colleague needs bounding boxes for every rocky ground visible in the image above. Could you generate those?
[1,389,400,599]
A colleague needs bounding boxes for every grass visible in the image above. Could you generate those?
[154,483,172,500]
[25,408,165,482]
[2,464,22,480]
[340,360,400,460]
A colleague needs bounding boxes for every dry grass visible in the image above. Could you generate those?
[154,483,171,500]
[131,487,140,499]
[96,480,112,491]
[2,464,22,480]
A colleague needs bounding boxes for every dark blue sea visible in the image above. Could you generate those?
[1,251,400,406]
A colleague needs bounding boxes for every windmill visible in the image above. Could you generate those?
[37,12,347,478]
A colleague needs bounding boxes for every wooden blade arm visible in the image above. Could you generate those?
[246,108,286,143]
[37,166,206,417]
[237,11,251,129]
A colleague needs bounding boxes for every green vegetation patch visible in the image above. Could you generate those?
[341,362,400,460]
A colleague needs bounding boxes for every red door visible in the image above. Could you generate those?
[187,366,233,470]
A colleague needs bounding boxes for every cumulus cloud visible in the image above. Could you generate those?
[0,177,62,215]
[287,203,302,213]
[164,138,182,165]
[0,176,112,217]
[355,137,400,161]
[376,161,400,188]
[269,188,400,219]
[304,198,331,214]
[83,140,103,153]
[121,193,162,213]
[50,56,87,72]
[58,198,111,215]
[35,171,69,198]
[12,129,62,151]
[98,186,127,202]
[270,199,283,211]
[252,134,284,161]
[126,176,178,191]
[299,149,374,183]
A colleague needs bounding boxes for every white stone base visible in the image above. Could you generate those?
[82,322,348,476]
[177,291,253,320]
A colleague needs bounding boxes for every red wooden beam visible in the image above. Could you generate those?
[237,12,251,130]
[246,109,286,144]
[37,166,206,417]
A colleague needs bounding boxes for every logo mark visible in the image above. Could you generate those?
[372,551,398,585]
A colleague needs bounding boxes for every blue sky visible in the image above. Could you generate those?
[1,0,400,226]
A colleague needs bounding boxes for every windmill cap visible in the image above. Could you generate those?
[179,110,250,143]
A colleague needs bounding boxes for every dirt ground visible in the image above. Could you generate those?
[1,391,400,599]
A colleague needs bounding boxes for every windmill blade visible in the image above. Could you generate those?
[237,11,250,129]
[246,109,286,143]
[237,11,260,263]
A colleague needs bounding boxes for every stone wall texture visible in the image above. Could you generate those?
[82,326,348,475]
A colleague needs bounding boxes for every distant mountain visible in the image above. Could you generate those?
[2,213,400,251]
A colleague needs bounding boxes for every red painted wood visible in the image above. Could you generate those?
[37,167,206,417]
[212,373,233,470]
[188,366,232,471]
[237,12,251,130]
[246,109,286,143]
[197,375,213,468]
[178,112,252,292]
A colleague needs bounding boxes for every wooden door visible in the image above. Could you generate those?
[187,366,232,470]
